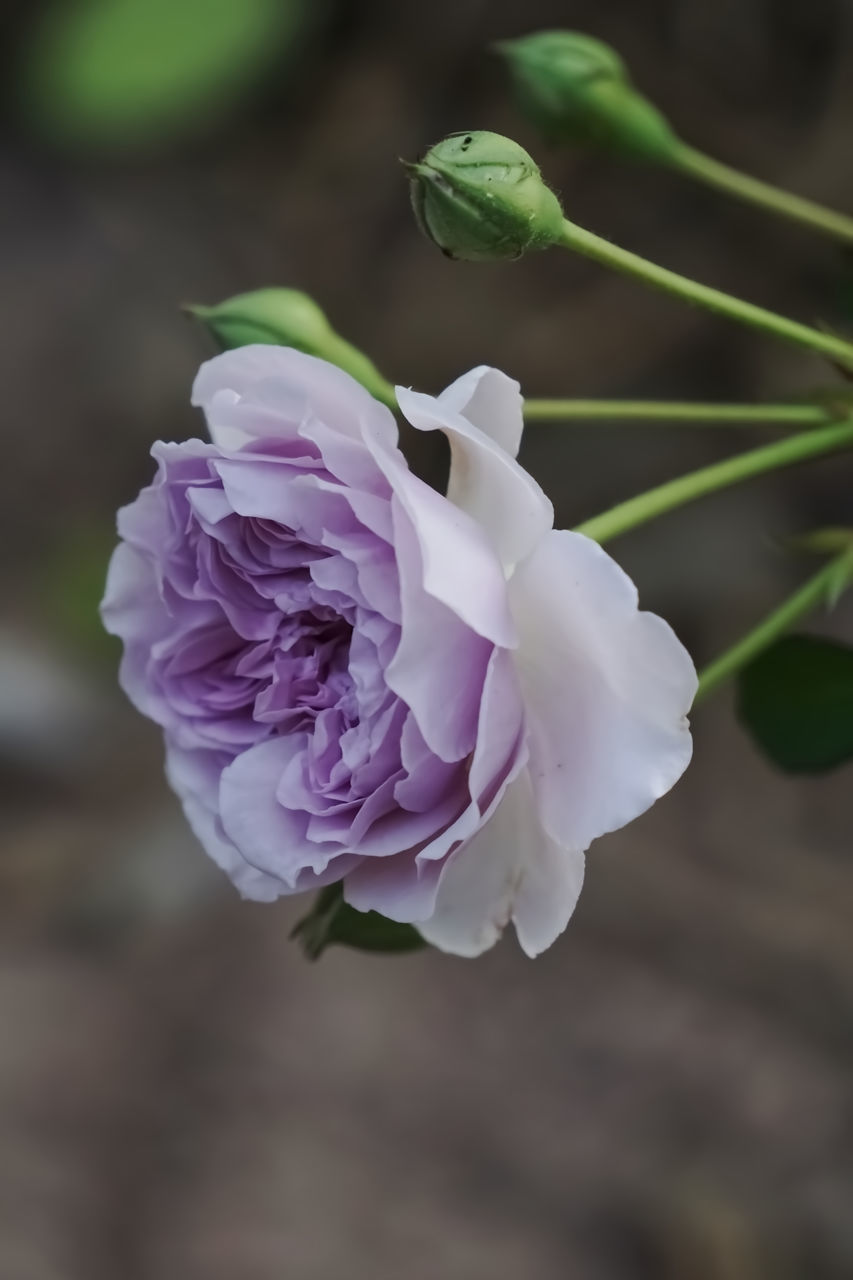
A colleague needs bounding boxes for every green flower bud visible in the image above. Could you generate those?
[407,130,564,262]
[497,31,680,164]
[186,288,395,407]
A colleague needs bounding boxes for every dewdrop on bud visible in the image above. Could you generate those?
[406,130,564,262]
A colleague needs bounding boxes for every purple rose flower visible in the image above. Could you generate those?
[102,346,696,956]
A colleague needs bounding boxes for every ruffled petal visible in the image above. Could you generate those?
[383,496,492,762]
[192,345,398,453]
[418,771,584,957]
[219,735,327,885]
[343,853,443,921]
[511,804,585,960]
[102,541,175,723]
[165,742,284,902]
[436,364,524,457]
[101,540,161,643]
[396,382,552,575]
[510,530,697,853]
[343,647,526,922]
[365,423,517,646]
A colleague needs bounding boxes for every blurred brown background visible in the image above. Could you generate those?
[2,0,853,1276]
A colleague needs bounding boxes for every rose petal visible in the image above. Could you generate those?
[437,364,524,457]
[418,770,585,958]
[365,421,518,645]
[383,495,492,763]
[467,646,526,808]
[102,541,175,723]
[343,853,444,921]
[192,345,398,453]
[510,795,585,960]
[101,540,161,642]
[396,384,552,574]
[510,529,697,852]
[165,742,284,902]
[219,735,342,885]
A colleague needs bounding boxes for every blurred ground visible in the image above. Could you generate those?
[1,0,852,1276]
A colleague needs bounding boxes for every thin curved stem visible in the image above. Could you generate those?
[695,549,853,702]
[575,418,853,544]
[523,399,832,426]
[557,220,853,367]
[675,145,853,247]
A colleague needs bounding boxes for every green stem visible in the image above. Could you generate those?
[557,219,853,367]
[523,399,831,426]
[575,418,853,544]
[675,145,853,247]
[695,550,853,701]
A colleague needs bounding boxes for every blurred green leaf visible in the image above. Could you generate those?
[20,0,311,148]
[737,634,853,773]
[291,884,427,960]
[788,527,853,557]
[42,523,119,664]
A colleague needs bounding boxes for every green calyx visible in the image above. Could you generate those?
[406,130,564,262]
[496,30,679,164]
[291,883,426,960]
[186,288,396,408]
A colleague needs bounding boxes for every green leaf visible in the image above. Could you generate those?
[291,884,427,960]
[20,0,311,149]
[737,634,853,773]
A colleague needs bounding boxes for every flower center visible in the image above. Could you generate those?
[162,608,356,747]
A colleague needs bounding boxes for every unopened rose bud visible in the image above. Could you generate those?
[406,130,564,262]
[496,31,679,164]
[187,288,395,407]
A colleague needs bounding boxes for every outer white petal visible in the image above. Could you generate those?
[511,807,585,959]
[365,440,518,650]
[191,345,398,452]
[419,771,585,958]
[510,530,697,853]
[396,380,552,574]
[437,365,524,457]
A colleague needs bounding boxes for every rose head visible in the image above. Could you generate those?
[102,347,696,956]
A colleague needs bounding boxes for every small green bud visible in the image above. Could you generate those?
[497,31,680,164]
[406,130,564,262]
[186,288,395,407]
